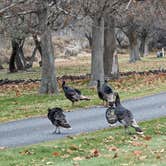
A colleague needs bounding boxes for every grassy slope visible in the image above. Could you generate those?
[0,53,165,123]
[0,117,165,166]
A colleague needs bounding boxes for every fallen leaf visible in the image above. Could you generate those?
[143,136,152,141]
[90,149,100,157]
[66,149,73,154]
[52,151,60,157]
[73,162,80,166]
[69,144,79,151]
[156,155,161,159]
[61,154,69,159]
[67,135,75,139]
[85,155,92,159]
[139,155,147,160]
[113,152,118,159]
[133,150,142,156]
[107,136,114,140]
[103,136,114,143]
[131,135,138,140]
[19,149,34,155]
[160,149,165,153]
[131,141,143,147]
[108,146,119,151]
[46,161,53,165]
[73,156,85,161]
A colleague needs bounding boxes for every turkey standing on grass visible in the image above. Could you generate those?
[47,107,71,134]
[113,92,143,134]
[62,80,90,106]
[97,80,114,106]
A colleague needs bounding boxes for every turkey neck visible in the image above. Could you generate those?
[115,93,121,107]
[62,81,66,89]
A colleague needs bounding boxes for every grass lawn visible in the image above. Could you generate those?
[0,52,165,122]
[0,71,166,122]
[0,52,166,80]
[0,117,165,166]
[0,52,165,166]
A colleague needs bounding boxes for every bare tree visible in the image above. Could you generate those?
[104,16,118,78]
[36,0,58,94]
[81,0,128,85]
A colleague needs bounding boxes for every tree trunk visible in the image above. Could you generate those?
[139,36,149,57]
[111,50,119,79]
[85,32,92,48]
[33,35,42,56]
[34,35,42,67]
[89,17,105,86]
[9,40,18,72]
[139,37,145,57]
[128,31,140,62]
[26,47,37,68]
[9,39,26,72]
[15,39,26,70]
[144,40,149,56]
[26,35,42,68]
[38,1,58,94]
[104,16,118,78]
[0,60,3,69]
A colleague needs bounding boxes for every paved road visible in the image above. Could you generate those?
[0,93,166,148]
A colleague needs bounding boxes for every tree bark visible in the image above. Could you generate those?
[9,40,18,72]
[139,36,149,57]
[128,31,140,62]
[144,40,149,56]
[111,50,119,79]
[89,17,105,86]
[15,39,26,70]
[104,16,118,78]
[9,39,26,72]
[85,32,92,48]
[26,35,42,68]
[139,37,145,57]
[38,1,58,94]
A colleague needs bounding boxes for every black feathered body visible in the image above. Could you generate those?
[115,104,134,126]
[62,81,90,105]
[47,107,71,130]
[97,80,114,105]
[113,92,143,134]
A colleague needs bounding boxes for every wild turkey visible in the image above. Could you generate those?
[97,80,114,106]
[112,92,143,134]
[47,107,71,134]
[62,80,90,106]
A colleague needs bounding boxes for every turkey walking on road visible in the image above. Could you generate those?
[47,107,71,134]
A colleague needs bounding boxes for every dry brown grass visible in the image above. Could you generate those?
[56,52,90,67]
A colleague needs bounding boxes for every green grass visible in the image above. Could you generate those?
[0,52,166,122]
[0,52,166,165]
[0,73,166,122]
[0,117,165,166]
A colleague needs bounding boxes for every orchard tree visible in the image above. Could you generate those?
[0,0,74,94]
[81,0,129,86]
